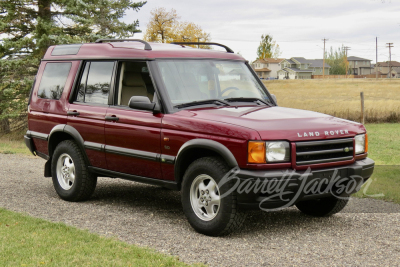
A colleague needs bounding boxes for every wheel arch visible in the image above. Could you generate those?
[174,139,238,189]
[45,124,90,177]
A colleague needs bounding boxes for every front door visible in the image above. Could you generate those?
[104,61,163,179]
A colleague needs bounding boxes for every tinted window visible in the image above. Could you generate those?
[37,63,71,100]
[76,63,89,102]
[84,62,114,104]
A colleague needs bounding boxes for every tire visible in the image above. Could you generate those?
[181,157,246,236]
[295,196,349,217]
[51,140,97,202]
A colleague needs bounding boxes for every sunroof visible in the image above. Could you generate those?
[51,44,82,56]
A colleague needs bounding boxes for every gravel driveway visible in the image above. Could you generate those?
[1,154,400,266]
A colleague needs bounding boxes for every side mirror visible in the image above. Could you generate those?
[271,94,278,105]
[128,96,160,113]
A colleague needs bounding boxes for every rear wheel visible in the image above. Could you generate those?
[51,140,97,202]
[181,157,246,236]
[295,196,349,217]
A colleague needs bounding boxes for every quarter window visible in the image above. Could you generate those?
[75,61,115,104]
[38,62,71,100]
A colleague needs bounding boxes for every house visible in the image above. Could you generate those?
[277,57,330,79]
[374,61,400,78]
[252,58,285,79]
[347,56,372,75]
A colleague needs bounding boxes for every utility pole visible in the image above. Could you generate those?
[344,46,351,78]
[376,37,378,80]
[386,43,394,78]
[322,38,328,78]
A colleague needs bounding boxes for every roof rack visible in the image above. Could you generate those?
[95,39,152,51]
[171,42,234,53]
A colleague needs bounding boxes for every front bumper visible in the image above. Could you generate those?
[234,158,374,210]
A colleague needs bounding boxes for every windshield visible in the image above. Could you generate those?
[156,60,271,108]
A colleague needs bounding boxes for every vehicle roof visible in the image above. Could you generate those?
[43,41,246,61]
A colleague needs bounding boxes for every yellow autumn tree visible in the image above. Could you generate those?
[143,7,180,43]
[144,8,211,48]
[173,22,211,48]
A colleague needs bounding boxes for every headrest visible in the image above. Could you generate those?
[123,72,145,87]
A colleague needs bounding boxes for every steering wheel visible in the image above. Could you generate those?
[221,86,240,96]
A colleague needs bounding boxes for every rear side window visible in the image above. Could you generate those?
[37,62,71,100]
[75,61,114,105]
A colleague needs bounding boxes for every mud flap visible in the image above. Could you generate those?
[44,158,52,177]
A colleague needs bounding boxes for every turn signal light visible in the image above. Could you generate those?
[248,141,266,163]
[365,134,368,153]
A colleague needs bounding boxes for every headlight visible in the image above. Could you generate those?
[355,134,367,154]
[265,141,290,162]
[248,141,290,163]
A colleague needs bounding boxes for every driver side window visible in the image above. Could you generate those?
[115,61,155,106]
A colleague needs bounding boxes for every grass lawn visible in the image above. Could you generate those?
[0,208,193,267]
[353,123,400,203]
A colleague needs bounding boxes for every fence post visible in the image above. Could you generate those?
[360,92,365,124]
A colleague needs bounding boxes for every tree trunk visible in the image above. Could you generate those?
[37,0,52,56]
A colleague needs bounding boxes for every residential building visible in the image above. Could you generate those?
[374,61,400,78]
[277,57,330,79]
[347,56,372,75]
[252,58,285,79]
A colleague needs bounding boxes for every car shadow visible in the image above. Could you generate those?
[45,177,369,237]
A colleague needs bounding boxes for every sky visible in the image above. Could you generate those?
[124,0,399,63]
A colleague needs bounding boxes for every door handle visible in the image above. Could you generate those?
[105,115,119,121]
[67,111,80,116]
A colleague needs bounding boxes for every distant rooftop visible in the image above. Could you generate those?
[347,56,372,61]
[377,61,400,67]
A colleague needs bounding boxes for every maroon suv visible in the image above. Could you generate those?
[25,39,374,236]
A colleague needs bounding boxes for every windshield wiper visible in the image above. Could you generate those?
[174,99,230,109]
[224,97,273,106]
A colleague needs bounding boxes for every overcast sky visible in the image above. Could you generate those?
[125,0,399,63]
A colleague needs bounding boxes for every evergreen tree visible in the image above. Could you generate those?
[0,0,146,133]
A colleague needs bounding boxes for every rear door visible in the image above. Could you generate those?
[67,61,116,169]
[104,61,163,179]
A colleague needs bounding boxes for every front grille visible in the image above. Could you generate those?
[295,138,354,165]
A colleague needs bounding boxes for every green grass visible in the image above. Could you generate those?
[0,208,193,267]
[353,123,400,204]
[0,131,32,156]
[354,165,400,204]
[365,124,400,165]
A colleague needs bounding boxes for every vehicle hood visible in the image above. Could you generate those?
[175,106,366,141]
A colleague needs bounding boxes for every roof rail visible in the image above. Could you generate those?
[172,42,234,53]
[95,39,152,51]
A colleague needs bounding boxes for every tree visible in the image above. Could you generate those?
[256,34,281,59]
[143,7,211,47]
[325,46,348,75]
[143,7,180,43]
[0,0,146,133]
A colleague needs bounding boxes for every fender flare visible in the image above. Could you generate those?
[174,139,238,182]
[48,124,90,164]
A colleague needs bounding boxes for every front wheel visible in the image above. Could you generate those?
[51,140,97,202]
[295,196,349,217]
[181,157,246,236]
